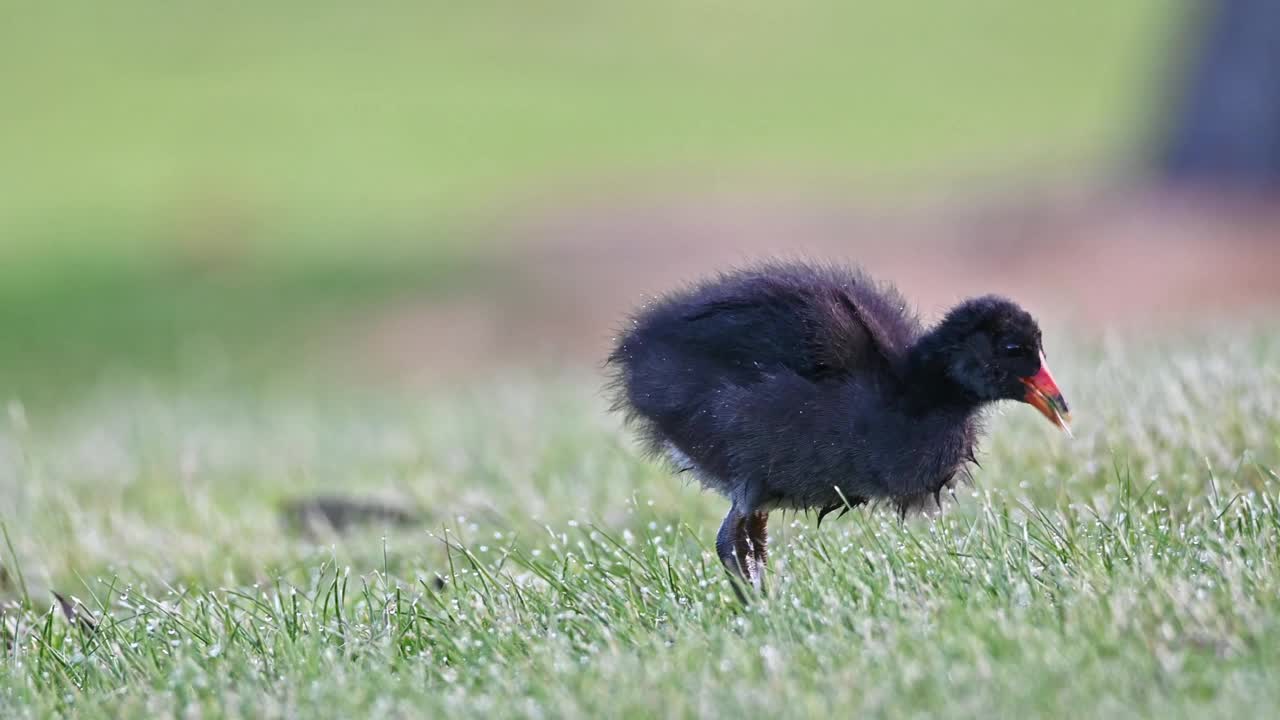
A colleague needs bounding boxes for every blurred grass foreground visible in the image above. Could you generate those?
[4,1,1280,718]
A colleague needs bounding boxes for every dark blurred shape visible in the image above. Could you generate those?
[280,496,419,537]
[1162,0,1280,192]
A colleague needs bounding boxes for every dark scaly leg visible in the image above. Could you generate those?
[716,507,752,603]
[715,508,745,576]
[746,511,769,594]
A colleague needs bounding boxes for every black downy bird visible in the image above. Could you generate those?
[607,261,1071,590]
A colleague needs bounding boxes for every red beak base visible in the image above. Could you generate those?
[1020,353,1072,435]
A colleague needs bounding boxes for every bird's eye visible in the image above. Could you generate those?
[1002,343,1023,356]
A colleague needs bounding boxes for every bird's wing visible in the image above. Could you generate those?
[674,277,903,385]
[806,285,905,379]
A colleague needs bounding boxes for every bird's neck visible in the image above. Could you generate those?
[900,330,984,417]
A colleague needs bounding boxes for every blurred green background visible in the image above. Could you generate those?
[1,1,1184,405]
[10,5,1280,716]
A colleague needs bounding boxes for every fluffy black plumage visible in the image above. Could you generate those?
[606,260,1065,589]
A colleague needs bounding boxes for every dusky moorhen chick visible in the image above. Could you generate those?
[607,261,1070,589]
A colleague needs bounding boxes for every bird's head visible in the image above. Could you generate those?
[923,296,1071,434]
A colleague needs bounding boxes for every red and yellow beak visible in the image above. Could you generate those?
[1021,352,1072,436]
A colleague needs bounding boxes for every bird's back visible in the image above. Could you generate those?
[607,261,923,463]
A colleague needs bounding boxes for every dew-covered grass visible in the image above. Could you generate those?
[2,325,1279,718]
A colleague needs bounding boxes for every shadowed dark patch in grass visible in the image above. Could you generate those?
[280,495,421,538]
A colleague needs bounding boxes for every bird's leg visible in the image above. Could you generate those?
[715,509,742,575]
[716,507,753,602]
[746,511,769,594]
